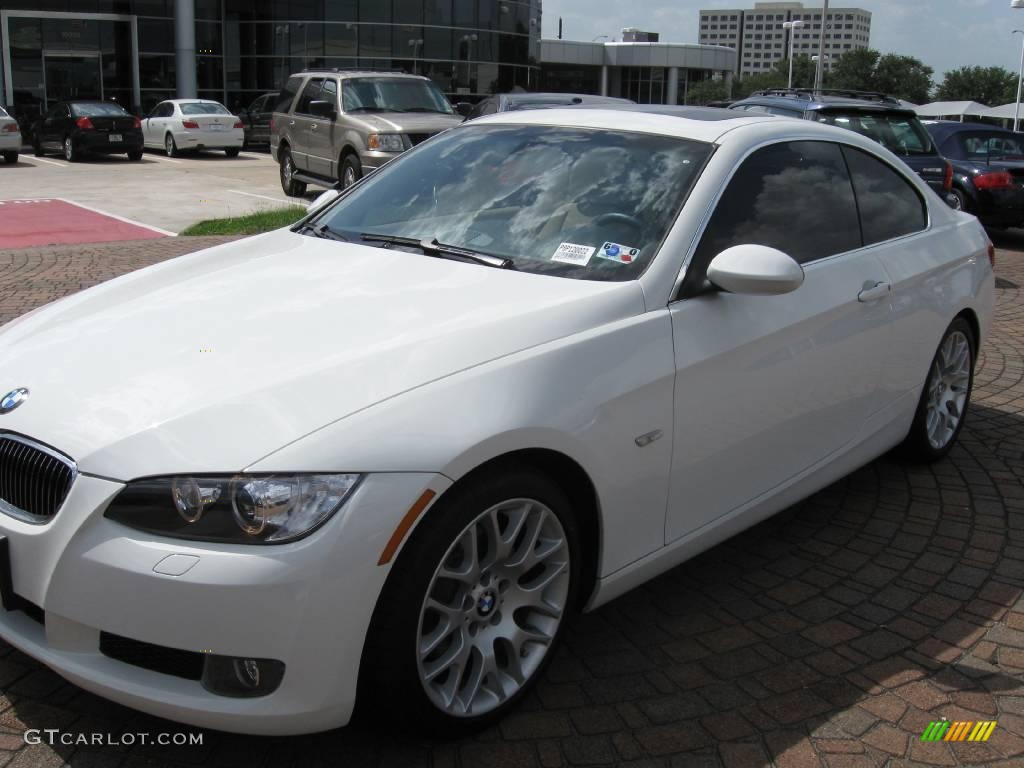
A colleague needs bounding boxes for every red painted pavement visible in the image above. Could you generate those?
[0,198,166,249]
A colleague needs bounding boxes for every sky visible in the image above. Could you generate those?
[541,0,1023,79]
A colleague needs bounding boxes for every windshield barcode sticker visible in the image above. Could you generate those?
[551,242,595,266]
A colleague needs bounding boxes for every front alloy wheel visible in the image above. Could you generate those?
[416,498,570,717]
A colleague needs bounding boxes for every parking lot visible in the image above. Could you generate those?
[0,232,1018,767]
[1,148,309,240]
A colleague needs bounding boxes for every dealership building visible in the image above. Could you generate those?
[1,2,735,125]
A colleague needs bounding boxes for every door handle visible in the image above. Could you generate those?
[289,120,295,126]
[311,123,317,130]
[857,281,891,303]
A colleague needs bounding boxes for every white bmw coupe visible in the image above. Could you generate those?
[0,107,994,735]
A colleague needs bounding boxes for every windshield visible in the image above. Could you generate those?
[958,131,1024,160]
[180,102,230,115]
[71,102,131,117]
[341,78,454,114]
[814,111,935,156]
[314,125,711,281]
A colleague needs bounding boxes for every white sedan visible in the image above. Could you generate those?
[141,98,244,157]
[0,105,20,164]
[0,108,994,736]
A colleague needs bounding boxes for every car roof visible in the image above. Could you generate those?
[575,104,759,122]
[168,98,225,104]
[734,89,908,112]
[502,93,632,104]
[300,69,429,81]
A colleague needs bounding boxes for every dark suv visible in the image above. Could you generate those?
[730,89,952,197]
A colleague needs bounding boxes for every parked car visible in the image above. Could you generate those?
[457,92,634,120]
[271,68,463,195]
[729,89,953,198]
[0,105,20,164]
[924,121,1024,228]
[141,99,244,158]
[0,107,993,736]
[237,92,276,148]
[32,101,142,162]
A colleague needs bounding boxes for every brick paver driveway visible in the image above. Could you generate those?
[0,235,1020,768]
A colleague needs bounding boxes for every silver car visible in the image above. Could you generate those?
[0,105,20,164]
[141,99,245,158]
[271,69,463,196]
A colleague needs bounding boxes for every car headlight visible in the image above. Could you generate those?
[105,474,361,544]
[367,133,404,152]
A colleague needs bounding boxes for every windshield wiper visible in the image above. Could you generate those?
[360,233,515,269]
[347,106,387,113]
[295,221,349,242]
[399,108,450,113]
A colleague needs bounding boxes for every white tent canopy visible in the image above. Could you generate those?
[985,102,1024,120]
[913,101,992,118]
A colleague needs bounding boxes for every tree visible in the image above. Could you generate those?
[732,70,786,100]
[772,55,817,89]
[873,54,933,104]
[935,66,1018,106]
[685,79,729,105]
[829,49,880,93]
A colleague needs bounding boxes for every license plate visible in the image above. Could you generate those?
[208,124,225,132]
[109,133,122,142]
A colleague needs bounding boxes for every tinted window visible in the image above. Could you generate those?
[72,102,131,117]
[842,146,927,245]
[180,102,230,115]
[814,111,935,156]
[957,131,1024,160]
[159,103,175,117]
[295,79,323,115]
[690,142,861,284]
[276,76,303,113]
[319,79,338,106]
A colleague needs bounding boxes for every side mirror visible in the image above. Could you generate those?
[309,100,337,120]
[454,102,474,118]
[307,188,342,212]
[706,244,804,296]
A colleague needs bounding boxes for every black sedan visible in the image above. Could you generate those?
[33,100,143,162]
[925,121,1024,228]
[237,92,277,148]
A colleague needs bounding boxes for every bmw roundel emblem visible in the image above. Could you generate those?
[0,388,29,414]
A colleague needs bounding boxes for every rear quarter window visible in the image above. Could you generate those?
[276,77,303,113]
[842,146,928,245]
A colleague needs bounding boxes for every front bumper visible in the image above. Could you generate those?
[0,470,445,735]
[174,129,244,151]
[358,148,403,173]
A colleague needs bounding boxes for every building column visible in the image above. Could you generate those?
[600,65,609,97]
[175,0,197,99]
[725,70,734,100]
[666,66,679,105]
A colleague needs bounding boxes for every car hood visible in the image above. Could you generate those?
[347,112,463,134]
[0,230,643,479]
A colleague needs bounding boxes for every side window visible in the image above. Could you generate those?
[842,146,927,245]
[766,107,803,118]
[160,103,175,118]
[295,78,323,115]
[319,78,338,107]
[689,141,862,288]
[275,76,303,113]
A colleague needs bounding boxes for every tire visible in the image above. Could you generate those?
[279,147,306,197]
[900,317,976,462]
[225,148,240,158]
[340,154,362,190]
[127,151,143,162]
[1,151,16,164]
[165,133,179,158]
[359,465,580,735]
[63,136,79,162]
[949,189,969,213]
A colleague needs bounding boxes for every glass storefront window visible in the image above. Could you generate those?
[197,56,223,90]
[454,0,476,28]
[196,22,222,55]
[138,18,174,54]
[359,0,391,23]
[325,23,358,56]
[325,0,359,21]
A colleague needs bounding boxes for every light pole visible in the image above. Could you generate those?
[460,33,477,88]
[814,0,830,94]
[1013,19,1024,131]
[408,38,423,75]
[782,20,804,88]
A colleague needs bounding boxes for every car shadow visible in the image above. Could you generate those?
[2,276,1022,766]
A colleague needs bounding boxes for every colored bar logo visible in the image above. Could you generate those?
[921,721,997,742]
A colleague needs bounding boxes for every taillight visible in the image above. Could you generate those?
[987,240,996,268]
[182,120,200,129]
[133,117,142,129]
[974,170,1014,190]
[0,124,18,134]
[233,120,244,129]
[75,117,94,130]
[943,160,953,193]
[269,116,276,134]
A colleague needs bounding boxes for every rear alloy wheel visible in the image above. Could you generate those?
[63,136,78,162]
[165,133,179,158]
[949,189,968,212]
[901,317,975,461]
[360,468,579,734]
[1,151,16,164]
[279,148,306,197]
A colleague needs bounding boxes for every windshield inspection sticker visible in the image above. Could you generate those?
[597,242,641,265]
[551,242,595,266]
